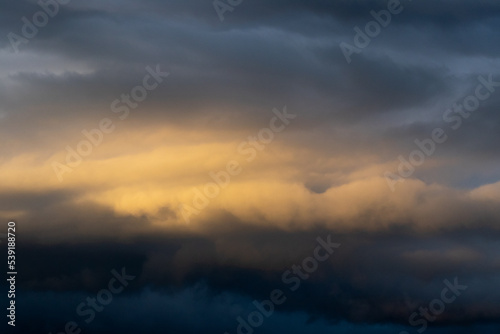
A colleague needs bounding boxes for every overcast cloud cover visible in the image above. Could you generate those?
[1,0,500,333]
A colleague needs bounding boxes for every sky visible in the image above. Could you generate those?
[1,0,500,333]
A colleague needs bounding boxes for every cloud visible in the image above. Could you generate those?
[1,0,500,332]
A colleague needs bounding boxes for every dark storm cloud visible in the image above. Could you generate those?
[11,288,500,334]
[1,0,498,127]
[5,224,500,333]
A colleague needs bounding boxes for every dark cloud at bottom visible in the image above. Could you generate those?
[3,226,500,333]
[4,288,500,334]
